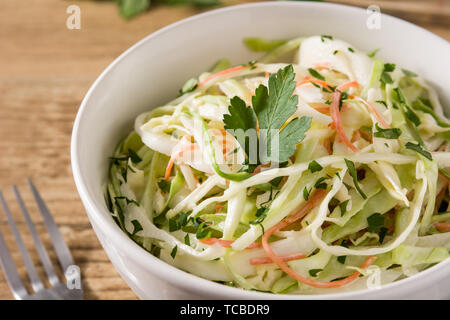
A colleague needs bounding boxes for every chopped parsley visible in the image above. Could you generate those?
[314,177,328,190]
[367,213,385,232]
[339,199,350,217]
[309,269,323,277]
[157,179,171,193]
[380,63,396,85]
[320,35,333,42]
[184,234,190,246]
[128,148,142,163]
[114,196,140,207]
[130,220,143,235]
[344,159,367,199]
[348,47,355,53]
[168,212,189,232]
[250,207,269,225]
[303,186,311,201]
[307,68,325,81]
[373,123,402,139]
[170,245,178,259]
[376,100,388,108]
[405,142,432,160]
[308,160,323,173]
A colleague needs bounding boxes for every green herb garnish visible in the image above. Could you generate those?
[309,269,323,277]
[320,35,333,42]
[158,180,171,193]
[131,220,143,235]
[308,160,323,173]
[373,123,402,139]
[224,65,312,165]
[307,68,325,81]
[367,213,385,232]
[170,245,178,259]
[405,142,432,160]
[344,159,367,199]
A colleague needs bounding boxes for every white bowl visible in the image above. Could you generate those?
[71,1,450,299]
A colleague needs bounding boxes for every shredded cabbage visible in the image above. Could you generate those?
[106,35,449,295]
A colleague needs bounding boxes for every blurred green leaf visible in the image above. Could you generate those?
[116,0,150,19]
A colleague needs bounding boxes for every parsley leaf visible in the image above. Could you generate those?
[169,212,189,232]
[196,222,211,239]
[130,220,143,235]
[309,269,323,277]
[344,159,367,199]
[376,100,388,108]
[224,65,311,165]
[128,148,142,163]
[412,98,450,128]
[158,180,171,193]
[314,177,328,190]
[320,35,333,42]
[303,187,310,201]
[373,123,402,139]
[339,199,350,217]
[379,227,388,244]
[117,0,150,20]
[405,142,432,160]
[114,196,140,207]
[255,65,312,163]
[308,160,323,173]
[307,68,325,81]
[383,63,396,72]
[367,213,385,232]
[170,245,178,259]
[348,47,355,53]
[184,234,190,246]
[250,207,269,225]
[380,63,396,85]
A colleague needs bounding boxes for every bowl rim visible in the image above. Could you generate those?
[71,1,450,299]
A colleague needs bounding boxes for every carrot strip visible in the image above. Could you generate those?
[198,65,247,87]
[330,91,360,153]
[250,253,306,265]
[434,222,450,232]
[337,81,359,92]
[164,143,198,180]
[215,204,224,213]
[296,77,333,92]
[352,96,390,129]
[260,189,376,288]
[200,238,262,249]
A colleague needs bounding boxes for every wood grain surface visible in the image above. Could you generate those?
[0,0,448,300]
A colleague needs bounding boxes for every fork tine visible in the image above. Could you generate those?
[0,223,28,299]
[0,191,45,293]
[12,185,60,286]
[27,179,75,274]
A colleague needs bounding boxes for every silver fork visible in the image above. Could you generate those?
[0,179,83,300]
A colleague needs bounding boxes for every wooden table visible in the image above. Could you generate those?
[0,0,448,300]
